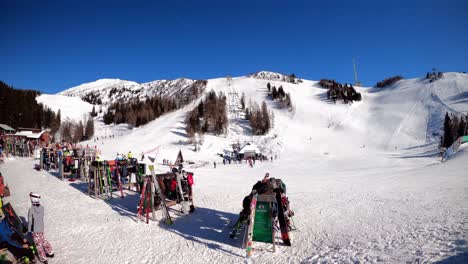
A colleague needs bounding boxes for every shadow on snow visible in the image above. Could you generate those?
[159,207,243,258]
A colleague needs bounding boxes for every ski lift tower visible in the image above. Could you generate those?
[353,58,362,87]
[226,76,239,119]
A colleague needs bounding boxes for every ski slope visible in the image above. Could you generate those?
[2,71,468,263]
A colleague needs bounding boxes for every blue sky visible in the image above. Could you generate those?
[1,0,467,93]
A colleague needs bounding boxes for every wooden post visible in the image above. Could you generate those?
[39,149,43,170]
[150,176,156,221]
[59,155,63,180]
[94,167,98,198]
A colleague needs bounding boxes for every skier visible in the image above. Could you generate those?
[127,151,133,159]
[27,192,54,263]
[213,161,216,169]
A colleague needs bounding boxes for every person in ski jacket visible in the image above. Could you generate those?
[0,219,35,262]
[27,192,54,263]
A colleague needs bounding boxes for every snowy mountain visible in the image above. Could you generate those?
[39,71,468,159]
[248,70,301,83]
[8,71,468,264]
[58,77,206,107]
[58,78,139,97]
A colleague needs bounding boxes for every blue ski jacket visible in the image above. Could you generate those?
[0,219,23,249]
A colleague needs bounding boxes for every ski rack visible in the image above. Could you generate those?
[232,178,294,255]
[151,171,195,214]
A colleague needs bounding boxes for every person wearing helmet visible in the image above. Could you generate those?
[27,192,54,263]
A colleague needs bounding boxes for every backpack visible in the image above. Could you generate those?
[252,181,269,194]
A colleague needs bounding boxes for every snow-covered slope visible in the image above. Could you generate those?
[40,72,468,161]
[58,77,205,107]
[58,78,139,97]
[4,71,468,264]
[36,94,94,121]
[249,70,301,83]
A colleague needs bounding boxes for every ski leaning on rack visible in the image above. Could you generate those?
[275,189,291,246]
[148,165,173,225]
[244,192,258,261]
[137,177,151,223]
[176,172,190,215]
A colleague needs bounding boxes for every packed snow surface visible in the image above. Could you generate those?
[3,72,468,263]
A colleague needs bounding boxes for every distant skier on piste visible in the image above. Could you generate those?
[27,192,54,264]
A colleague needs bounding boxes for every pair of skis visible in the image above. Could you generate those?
[136,177,151,223]
[275,189,291,246]
[175,172,190,215]
[244,192,258,260]
[148,165,173,224]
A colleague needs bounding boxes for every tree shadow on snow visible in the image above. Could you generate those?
[159,207,243,258]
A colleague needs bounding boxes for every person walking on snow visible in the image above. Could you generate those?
[27,192,54,263]
[213,161,216,169]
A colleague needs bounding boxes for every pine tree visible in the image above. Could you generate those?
[103,110,114,125]
[240,93,245,110]
[272,86,278,100]
[458,117,466,138]
[90,106,97,117]
[61,121,72,142]
[278,86,285,99]
[261,101,270,133]
[85,118,94,139]
[74,121,84,142]
[442,112,453,148]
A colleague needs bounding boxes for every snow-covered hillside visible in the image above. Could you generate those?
[36,94,94,121]
[58,77,206,107]
[67,72,467,163]
[4,71,467,263]
[59,79,139,97]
